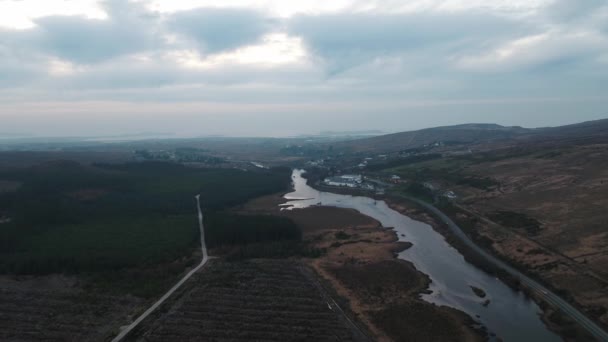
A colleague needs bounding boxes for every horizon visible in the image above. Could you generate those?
[1,0,608,137]
[1,116,607,140]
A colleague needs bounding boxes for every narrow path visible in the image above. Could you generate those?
[111,194,209,342]
[401,195,608,341]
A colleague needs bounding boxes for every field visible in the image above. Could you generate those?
[462,143,608,326]
[0,274,144,341]
[372,138,608,329]
[131,259,360,342]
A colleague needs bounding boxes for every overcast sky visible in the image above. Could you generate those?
[1,0,607,137]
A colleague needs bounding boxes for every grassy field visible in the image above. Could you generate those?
[385,156,499,191]
[373,141,608,330]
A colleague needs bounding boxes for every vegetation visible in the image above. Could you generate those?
[334,231,351,240]
[433,202,511,279]
[0,280,143,341]
[487,210,542,235]
[370,302,470,342]
[1,216,198,274]
[470,286,487,298]
[279,144,328,157]
[134,259,355,341]
[204,212,324,260]
[0,161,291,275]
[365,153,442,171]
[546,310,595,340]
[205,213,301,248]
[400,182,434,202]
[374,154,499,192]
[134,147,225,164]
[454,176,499,190]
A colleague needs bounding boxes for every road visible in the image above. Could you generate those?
[401,195,608,341]
[111,194,209,342]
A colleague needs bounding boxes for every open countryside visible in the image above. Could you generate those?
[2,0,608,341]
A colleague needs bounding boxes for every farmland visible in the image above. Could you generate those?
[132,259,360,342]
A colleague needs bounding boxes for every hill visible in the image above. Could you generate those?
[329,119,608,153]
[360,117,608,329]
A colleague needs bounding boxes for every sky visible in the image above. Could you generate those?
[0,0,607,137]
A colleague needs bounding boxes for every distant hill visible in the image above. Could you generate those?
[329,123,530,152]
[529,118,608,140]
[329,119,608,153]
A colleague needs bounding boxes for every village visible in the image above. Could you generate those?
[320,172,457,202]
[303,140,460,203]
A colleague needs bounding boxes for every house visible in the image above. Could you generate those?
[323,174,363,188]
[340,174,363,182]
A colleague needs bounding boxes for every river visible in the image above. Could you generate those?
[281,169,561,341]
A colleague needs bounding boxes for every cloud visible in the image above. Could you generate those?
[167,8,276,54]
[0,0,160,65]
[288,11,531,74]
[453,30,608,73]
[546,0,607,22]
[0,0,607,137]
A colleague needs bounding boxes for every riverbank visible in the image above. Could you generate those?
[309,179,592,341]
[238,193,485,341]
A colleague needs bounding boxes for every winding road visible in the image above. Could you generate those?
[111,194,209,342]
[402,195,608,341]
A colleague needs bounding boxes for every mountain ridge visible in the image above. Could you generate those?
[329,118,608,153]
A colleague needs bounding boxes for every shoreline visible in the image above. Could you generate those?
[382,196,600,341]
[305,178,590,340]
[238,191,486,341]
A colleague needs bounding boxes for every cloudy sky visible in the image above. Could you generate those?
[1,0,607,137]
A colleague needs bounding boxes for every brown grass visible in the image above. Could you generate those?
[238,193,484,342]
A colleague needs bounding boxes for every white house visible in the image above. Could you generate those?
[323,174,363,188]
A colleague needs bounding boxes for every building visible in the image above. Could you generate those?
[340,174,363,182]
[323,174,363,188]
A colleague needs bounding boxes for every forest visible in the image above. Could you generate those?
[0,160,292,274]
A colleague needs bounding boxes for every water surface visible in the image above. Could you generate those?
[282,169,560,342]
